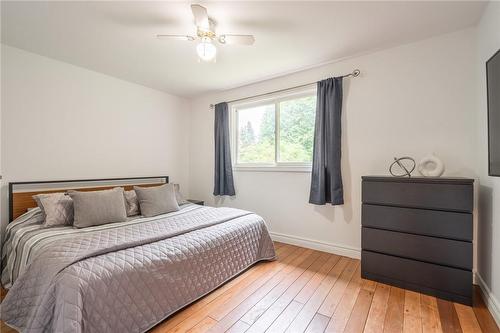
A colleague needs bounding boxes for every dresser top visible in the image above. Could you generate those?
[362,176,474,185]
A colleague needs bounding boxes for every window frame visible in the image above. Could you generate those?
[230,86,316,172]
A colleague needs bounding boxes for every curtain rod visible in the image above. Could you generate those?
[209,69,360,109]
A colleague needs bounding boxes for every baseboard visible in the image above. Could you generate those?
[269,231,360,259]
[476,273,500,328]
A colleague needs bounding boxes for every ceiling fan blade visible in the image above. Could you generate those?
[219,34,255,45]
[157,34,195,41]
[191,4,209,29]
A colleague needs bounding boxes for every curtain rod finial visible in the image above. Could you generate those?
[352,69,360,77]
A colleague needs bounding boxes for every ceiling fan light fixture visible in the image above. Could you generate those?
[196,37,217,62]
[157,4,255,63]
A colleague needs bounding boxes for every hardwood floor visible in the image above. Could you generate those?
[1,242,498,333]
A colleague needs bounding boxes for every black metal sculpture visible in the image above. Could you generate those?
[389,157,416,177]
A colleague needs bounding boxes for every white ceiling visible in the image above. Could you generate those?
[1,1,487,97]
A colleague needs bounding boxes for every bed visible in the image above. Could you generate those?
[0,177,276,333]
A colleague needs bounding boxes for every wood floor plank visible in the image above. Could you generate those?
[382,287,405,333]
[210,246,319,320]
[403,290,422,333]
[226,321,251,333]
[324,264,364,333]
[286,259,358,333]
[266,300,304,333]
[274,242,285,249]
[316,258,357,317]
[164,247,307,332]
[305,313,330,333]
[241,254,328,332]
[0,321,18,333]
[420,295,443,333]
[153,245,297,332]
[186,317,218,333]
[364,283,391,333]
[472,286,500,333]
[361,279,377,293]
[244,253,340,332]
[437,299,462,333]
[209,248,314,321]
[0,286,7,301]
[241,252,330,326]
[454,303,482,333]
[211,251,320,332]
[294,254,341,303]
[343,284,375,333]
[206,250,317,326]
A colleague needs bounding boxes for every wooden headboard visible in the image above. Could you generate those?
[9,176,169,222]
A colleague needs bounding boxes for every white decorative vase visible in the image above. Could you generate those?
[418,154,445,177]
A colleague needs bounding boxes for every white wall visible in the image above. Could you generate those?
[189,28,478,258]
[476,1,500,326]
[0,45,191,232]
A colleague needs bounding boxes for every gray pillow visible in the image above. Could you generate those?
[123,190,140,216]
[173,183,189,205]
[68,187,127,228]
[134,184,179,217]
[33,192,74,227]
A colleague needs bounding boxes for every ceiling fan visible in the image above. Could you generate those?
[157,4,255,62]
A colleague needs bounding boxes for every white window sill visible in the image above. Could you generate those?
[233,166,312,173]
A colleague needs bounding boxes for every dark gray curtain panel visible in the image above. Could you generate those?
[213,102,236,196]
[309,77,344,205]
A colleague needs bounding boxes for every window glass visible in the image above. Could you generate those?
[237,104,275,164]
[233,90,316,168]
[278,96,316,163]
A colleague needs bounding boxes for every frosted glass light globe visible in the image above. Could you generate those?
[196,38,216,62]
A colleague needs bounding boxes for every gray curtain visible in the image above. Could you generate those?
[213,102,236,196]
[309,77,344,205]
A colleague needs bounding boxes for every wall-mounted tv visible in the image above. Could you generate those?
[487,49,500,176]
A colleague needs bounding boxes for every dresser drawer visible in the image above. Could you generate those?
[362,250,472,304]
[362,227,472,270]
[362,204,472,241]
[362,180,473,212]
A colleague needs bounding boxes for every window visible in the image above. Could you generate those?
[232,88,317,171]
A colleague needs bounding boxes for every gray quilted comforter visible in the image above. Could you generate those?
[0,205,276,333]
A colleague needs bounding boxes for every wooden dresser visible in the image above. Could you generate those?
[361,176,474,305]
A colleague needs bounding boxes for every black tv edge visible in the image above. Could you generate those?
[487,48,500,176]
